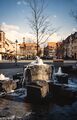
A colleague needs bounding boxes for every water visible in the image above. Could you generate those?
[0,68,77,119]
[30,56,44,65]
[56,67,63,75]
[0,74,10,80]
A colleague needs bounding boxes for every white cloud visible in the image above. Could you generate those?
[1,23,35,43]
[2,22,19,31]
[49,33,62,42]
[17,1,21,5]
[1,23,61,44]
[17,0,27,6]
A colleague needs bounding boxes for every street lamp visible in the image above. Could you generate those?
[23,37,25,56]
[15,39,18,65]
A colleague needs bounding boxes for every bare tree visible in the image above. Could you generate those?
[26,0,56,55]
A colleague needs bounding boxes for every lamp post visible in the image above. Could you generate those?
[15,39,18,65]
[23,37,25,56]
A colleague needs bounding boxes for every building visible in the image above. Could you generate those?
[63,32,77,59]
[71,33,77,59]
[5,39,15,54]
[20,42,41,58]
[56,42,64,59]
[0,30,18,60]
[44,42,56,58]
[0,31,5,60]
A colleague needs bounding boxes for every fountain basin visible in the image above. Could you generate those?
[55,74,68,84]
[54,67,68,84]
[23,57,52,100]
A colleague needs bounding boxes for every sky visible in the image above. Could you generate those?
[0,0,77,43]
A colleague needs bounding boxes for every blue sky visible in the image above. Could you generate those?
[0,0,77,43]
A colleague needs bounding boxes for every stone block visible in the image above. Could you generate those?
[0,80,16,93]
[25,64,52,83]
[27,81,49,99]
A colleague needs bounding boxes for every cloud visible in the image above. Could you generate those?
[2,22,19,31]
[1,23,20,42]
[1,23,61,44]
[49,33,62,42]
[17,0,27,6]
[1,23,35,42]
[17,1,21,5]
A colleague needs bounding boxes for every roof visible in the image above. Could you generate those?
[64,32,77,43]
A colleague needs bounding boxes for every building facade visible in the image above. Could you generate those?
[5,39,15,54]
[63,32,77,59]
[20,42,41,58]
[0,31,5,60]
[44,42,56,59]
[56,42,64,59]
[0,30,18,60]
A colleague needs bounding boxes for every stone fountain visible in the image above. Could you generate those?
[0,74,16,94]
[23,56,52,100]
[54,67,68,84]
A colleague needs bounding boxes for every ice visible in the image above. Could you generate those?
[0,73,10,80]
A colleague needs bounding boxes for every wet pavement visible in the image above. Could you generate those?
[0,68,23,79]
